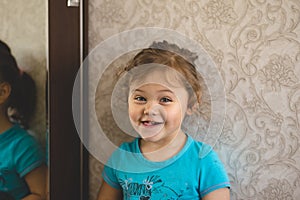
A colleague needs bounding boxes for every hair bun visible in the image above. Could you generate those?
[149,40,198,64]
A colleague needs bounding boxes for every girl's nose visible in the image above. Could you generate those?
[143,102,159,115]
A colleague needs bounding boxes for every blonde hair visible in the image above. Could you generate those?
[118,41,202,105]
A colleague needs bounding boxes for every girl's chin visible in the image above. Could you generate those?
[135,124,164,138]
[139,131,161,141]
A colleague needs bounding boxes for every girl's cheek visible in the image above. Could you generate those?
[167,109,184,121]
[128,108,137,120]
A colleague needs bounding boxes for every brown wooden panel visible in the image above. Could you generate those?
[48,0,85,199]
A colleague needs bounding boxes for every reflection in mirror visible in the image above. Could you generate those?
[0,40,47,200]
[0,1,48,199]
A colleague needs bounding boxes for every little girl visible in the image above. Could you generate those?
[98,41,230,200]
[0,40,46,200]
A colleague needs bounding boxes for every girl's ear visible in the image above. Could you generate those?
[186,102,199,115]
[186,94,201,115]
[0,82,11,104]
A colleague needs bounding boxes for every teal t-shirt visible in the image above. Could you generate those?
[0,125,45,200]
[103,135,230,199]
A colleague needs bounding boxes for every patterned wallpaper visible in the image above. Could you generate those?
[89,0,300,199]
[0,0,47,144]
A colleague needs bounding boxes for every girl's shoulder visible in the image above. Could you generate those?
[0,124,25,140]
[118,137,139,153]
[185,135,220,160]
[0,124,39,146]
[9,124,33,138]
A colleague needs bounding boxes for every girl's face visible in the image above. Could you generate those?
[128,70,190,144]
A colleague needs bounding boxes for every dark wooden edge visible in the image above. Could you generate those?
[81,0,89,199]
[48,0,89,199]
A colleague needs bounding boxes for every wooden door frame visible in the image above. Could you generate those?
[48,0,88,199]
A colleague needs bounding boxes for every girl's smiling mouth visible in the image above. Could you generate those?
[141,120,164,126]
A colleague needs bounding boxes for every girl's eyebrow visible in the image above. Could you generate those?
[134,88,174,94]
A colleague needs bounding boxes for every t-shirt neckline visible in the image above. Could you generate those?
[134,134,193,167]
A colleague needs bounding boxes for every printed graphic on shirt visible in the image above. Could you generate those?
[119,175,186,200]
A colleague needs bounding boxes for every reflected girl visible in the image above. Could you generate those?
[0,40,47,200]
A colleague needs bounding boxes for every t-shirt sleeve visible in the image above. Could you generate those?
[13,134,45,177]
[102,164,122,189]
[199,149,230,197]
[102,146,125,190]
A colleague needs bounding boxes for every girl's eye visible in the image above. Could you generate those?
[134,96,146,102]
[160,97,172,103]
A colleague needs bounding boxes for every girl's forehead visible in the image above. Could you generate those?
[131,82,175,93]
[128,64,185,91]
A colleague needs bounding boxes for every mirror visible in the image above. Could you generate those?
[0,1,48,199]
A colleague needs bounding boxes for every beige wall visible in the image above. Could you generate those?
[89,0,300,199]
[0,0,47,142]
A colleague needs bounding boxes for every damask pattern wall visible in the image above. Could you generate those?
[0,0,47,143]
[89,0,300,199]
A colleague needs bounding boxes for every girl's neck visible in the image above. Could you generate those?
[139,130,187,162]
[0,113,13,134]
